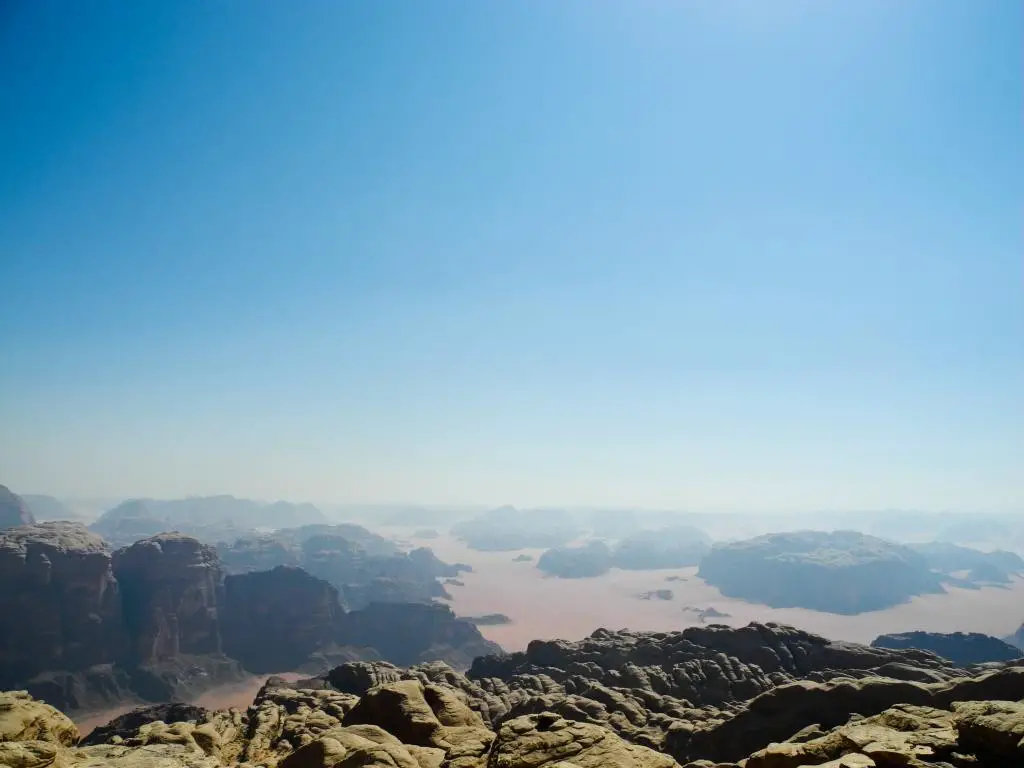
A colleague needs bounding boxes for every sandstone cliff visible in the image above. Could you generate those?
[0,522,126,689]
[0,525,502,716]
[114,533,225,664]
[221,566,348,673]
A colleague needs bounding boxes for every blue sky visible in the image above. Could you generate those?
[1,1,1020,511]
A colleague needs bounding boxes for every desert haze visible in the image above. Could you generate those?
[422,533,1024,651]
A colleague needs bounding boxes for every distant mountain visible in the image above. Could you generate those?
[872,631,1023,666]
[452,505,580,551]
[20,494,85,522]
[537,541,613,578]
[909,541,1024,580]
[698,530,946,613]
[0,484,35,529]
[537,525,713,578]
[89,495,328,547]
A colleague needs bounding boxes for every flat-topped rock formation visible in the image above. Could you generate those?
[872,630,1024,666]
[697,529,946,613]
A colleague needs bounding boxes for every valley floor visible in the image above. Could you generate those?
[421,533,1024,651]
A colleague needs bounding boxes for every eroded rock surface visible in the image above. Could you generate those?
[0,523,127,690]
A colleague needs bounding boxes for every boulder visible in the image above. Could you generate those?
[0,690,79,746]
[490,712,679,767]
[953,699,1024,761]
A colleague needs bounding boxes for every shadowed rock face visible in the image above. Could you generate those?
[341,602,503,669]
[0,484,35,529]
[113,533,224,664]
[222,565,346,673]
[0,522,126,688]
[698,530,945,613]
[872,631,1023,666]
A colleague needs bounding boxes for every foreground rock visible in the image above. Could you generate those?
[741,698,1024,768]
[872,630,1023,666]
[697,530,945,613]
[3,652,1023,768]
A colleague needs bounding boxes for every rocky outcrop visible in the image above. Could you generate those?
[740,698,1024,768]
[6,657,1023,768]
[872,630,1023,666]
[1,524,502,717]
[0,690,79,745]
[217,529,463,610]
[490,712,677,767]
[0,523,127,689]
[672,665,1024,763]
[113,534,224,664]
[697,530,945,613]
[537,541,613,578]
[341,603,502,669]
[0,485,35,529]
[221,566,347,673]
[612,526,711,571]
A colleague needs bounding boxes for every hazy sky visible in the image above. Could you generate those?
[1,1,1020,511]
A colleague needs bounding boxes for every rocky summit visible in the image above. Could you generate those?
[2,621,1023,767]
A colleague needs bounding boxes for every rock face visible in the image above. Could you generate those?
[217,527,463,610]
[221,566,347,673]
[0,524,503,716]
[872,630,1023,666]
[0,522,127,689]
[698,530,945,613]
[0,485,35,529]
[341,603,502,669]
[114,534,224,664]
